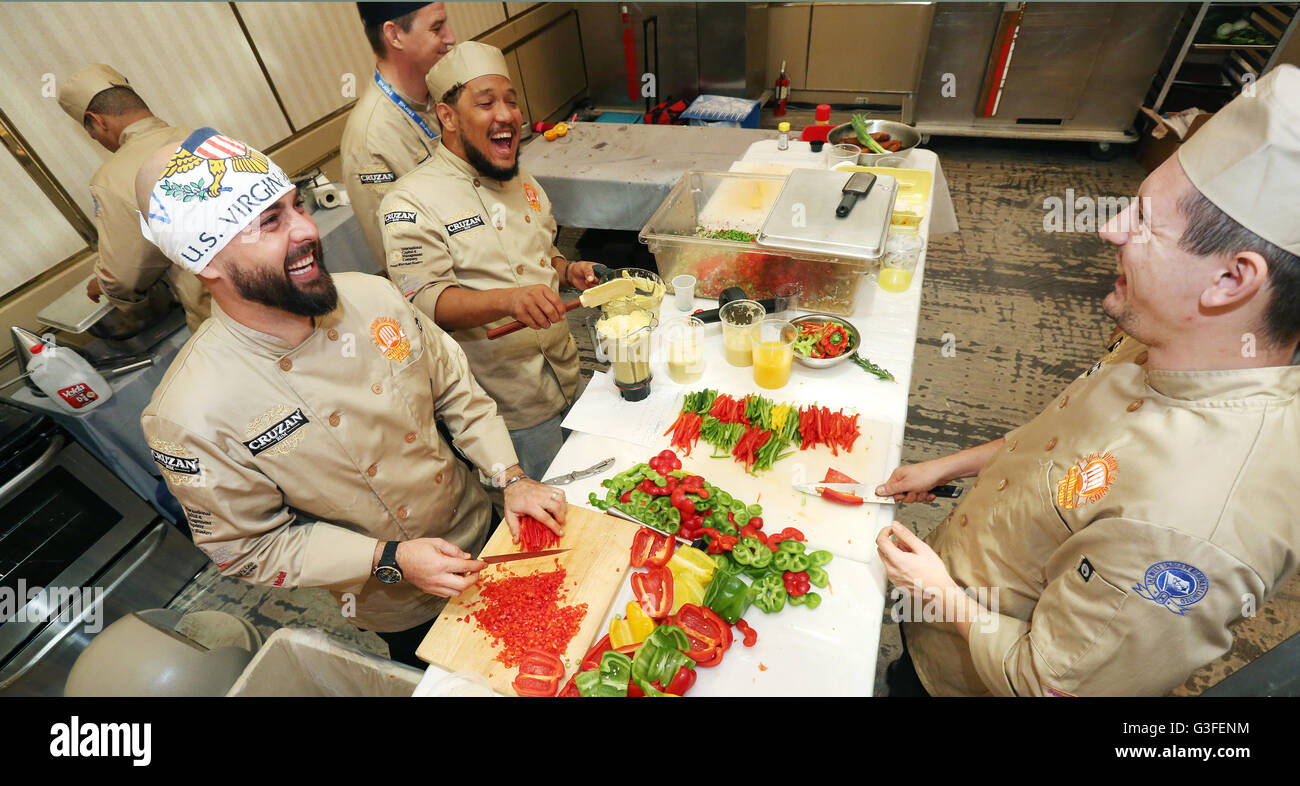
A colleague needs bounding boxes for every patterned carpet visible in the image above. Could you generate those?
[170,133,1298,696]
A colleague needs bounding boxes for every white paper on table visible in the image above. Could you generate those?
[561,371,684,448]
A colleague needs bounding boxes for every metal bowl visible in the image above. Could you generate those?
[826,119,921,165]
[791,313,861,369]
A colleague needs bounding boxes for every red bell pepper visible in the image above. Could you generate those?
[673,603,731,667]
[557,674,581,697]
[513,649,565,697]
[630,527,674,568]
[819,467,864,505]
[783,571,812,597]
[663,664,697,696]
[631,565,674,619]
[580,634,612,672]
[735,618,758,647]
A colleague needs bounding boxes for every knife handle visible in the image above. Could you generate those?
[487,298,582,339]
[930,485,961,498]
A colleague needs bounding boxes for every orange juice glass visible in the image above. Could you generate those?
[751,319,797,389]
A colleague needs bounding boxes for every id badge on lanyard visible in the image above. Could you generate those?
[374,71,439,141]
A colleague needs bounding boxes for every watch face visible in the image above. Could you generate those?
[375,565,402,584]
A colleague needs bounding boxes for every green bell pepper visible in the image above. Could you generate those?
[732,537,773,569]
[806,564,829,587]
[772,550,810,572]
[778,539,807,555]
[788,591,822,609]
[575,650,632,697]
[632,625,695,688]
[702,569,753,624]
[808,549,833,566]
[749,572,787,613]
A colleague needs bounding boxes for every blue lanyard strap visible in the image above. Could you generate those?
[374,71,439,141]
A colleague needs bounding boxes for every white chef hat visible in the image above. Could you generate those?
[1178,65,1300,255]
[426,41,510,105]
[138,128,294,273]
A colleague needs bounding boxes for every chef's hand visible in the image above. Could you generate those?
[503,476,567,541]
[394,538,487,597]
[876,459,953,503]
[507,284,566,329]
[566,260,600,290]
[875,522,957,593]
[86,277,103,303]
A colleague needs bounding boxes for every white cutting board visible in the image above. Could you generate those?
[597,549,887,696]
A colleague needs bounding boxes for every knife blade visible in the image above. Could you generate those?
[793,482,962,505]
[541,456,615,486]
[480,548,569,565]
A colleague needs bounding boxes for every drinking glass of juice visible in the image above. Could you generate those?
[720,299,766,367]
[663,317,705,384]
[878,231,924,293]
[751,319,797,390]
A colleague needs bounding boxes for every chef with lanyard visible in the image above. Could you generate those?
[378,42,600,479]
[137,128,566,667]
[341,2,455,266]
[58,64,210,332]
[875,65,1300,696]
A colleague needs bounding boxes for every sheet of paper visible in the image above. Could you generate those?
[561,372,683,448]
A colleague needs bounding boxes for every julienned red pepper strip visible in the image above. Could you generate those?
[735,618,758,647]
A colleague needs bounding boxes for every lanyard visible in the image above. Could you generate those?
[374,71,439,141]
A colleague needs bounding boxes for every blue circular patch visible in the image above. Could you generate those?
[1137,560,1208,614]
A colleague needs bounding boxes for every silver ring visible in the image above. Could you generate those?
[551,491,562,499]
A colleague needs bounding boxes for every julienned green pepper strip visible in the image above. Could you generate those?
[808,550,833,567]
[749,572,786,613]
[575,650,632,697]
[702,569,752,624]
[778,539,807,555]
[806,564,829,587]
[732,537,773,569]
[772,551,810,573]
[632,625,695,688]
[788,591,822,609]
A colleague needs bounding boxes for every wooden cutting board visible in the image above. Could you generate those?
[416,504,638,695]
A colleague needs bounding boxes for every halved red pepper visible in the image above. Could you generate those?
[630,527,675,568]
[513,649,565,697]
[631,565,674,619]
[673,603,731,667]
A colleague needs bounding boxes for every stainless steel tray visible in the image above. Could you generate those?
[756,168,896,261]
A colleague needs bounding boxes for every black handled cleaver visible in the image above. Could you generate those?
[835,172,877,218]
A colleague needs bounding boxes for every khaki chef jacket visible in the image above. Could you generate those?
[906,335,1300,696]
[141,273,518,632]
[377,144,580,431]
[90,117,210,332]
[341,75,441,266]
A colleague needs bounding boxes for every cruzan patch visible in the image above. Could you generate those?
[384,211,417,225]
[1055,452,1118,510]
[371,317,411,362]
[1133,561,1209,616]
[446,215,485,236]
[149,439,204,487]
[244,406,310,457]
[151,448,200,475]
[358,171,395,185]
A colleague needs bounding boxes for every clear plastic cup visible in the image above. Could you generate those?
[826,143,860,169]
[671,274,697,312]
[719,299,765,367]
[772,282,802,321]
[662,317,705,384]
[751,319,797,390]
[878,231,924,293]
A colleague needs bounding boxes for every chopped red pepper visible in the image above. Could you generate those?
[735,618,758,647]
[518,514,559,552]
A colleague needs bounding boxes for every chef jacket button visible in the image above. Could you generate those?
[328,414,341,427]
[396,507,409,520]
[960,514,968,528]
[1058,395,1070,409]
[525,214,531,223]
[1127,398,1144,412]
[405,432,417,443]
[327,328,339,341]
[435,471,444,484]
[371,382,383,395]
[1045,437,1058,451]
[540,257,548,266]
[1135,351,1149,365]
[366,463,377,477]
[279,358,293,372]
[997,478,1008,491]
[496,224,504,231]
[473,178,481,187]
[515,264,524,275]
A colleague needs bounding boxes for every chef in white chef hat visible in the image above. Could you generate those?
[1098,64,1299,364]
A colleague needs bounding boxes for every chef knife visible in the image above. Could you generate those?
[835,172,877,218]
[601,505,698,546]
[793,481,962,505]
[480,548,569,565]
[541,456,615,485]
[487,277,636,339]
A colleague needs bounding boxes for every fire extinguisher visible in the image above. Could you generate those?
[774,59,789,117]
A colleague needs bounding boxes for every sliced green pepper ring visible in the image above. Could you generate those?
[732,537,773,569]
[778,539,807,555]
[807,565,829,587]
[746,504,763,519]
[808,550,834,567]
[802,592,822,609]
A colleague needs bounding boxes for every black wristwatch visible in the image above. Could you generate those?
[374,541,403,584]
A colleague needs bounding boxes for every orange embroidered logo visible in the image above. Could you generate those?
[1056,452,1118,510]
[523,183,541,213]
[370,317,411,362]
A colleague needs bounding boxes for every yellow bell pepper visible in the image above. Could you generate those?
[667,546,716,588]
[670,571,707,615]
[610,600,657,648]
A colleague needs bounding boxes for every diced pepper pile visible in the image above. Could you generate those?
[562,454,834,696]
[663,390,862,472]
[465,563,588,671]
